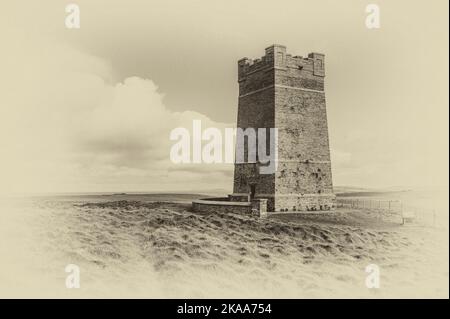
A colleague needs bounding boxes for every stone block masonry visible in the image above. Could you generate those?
[232,45,335,212]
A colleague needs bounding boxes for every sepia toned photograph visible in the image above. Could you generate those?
[0,0,448,301]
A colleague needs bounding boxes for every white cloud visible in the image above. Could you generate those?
[0,32,233,194]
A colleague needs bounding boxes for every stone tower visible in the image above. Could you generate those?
[232,44,335,212]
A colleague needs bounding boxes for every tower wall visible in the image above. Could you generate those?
[233,45,335,212]
[233,51,276,209]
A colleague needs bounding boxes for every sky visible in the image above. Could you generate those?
[0,0,448,194]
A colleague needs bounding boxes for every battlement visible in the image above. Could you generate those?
[238,45,325,80]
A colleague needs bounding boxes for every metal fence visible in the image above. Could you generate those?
[336,197,438,227]
[337,198,402,212]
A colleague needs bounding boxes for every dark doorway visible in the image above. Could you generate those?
[249,184,256,200]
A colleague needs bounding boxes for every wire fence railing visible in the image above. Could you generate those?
[336,198,439,227]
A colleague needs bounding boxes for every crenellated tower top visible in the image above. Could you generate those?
[238,45,325,81]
